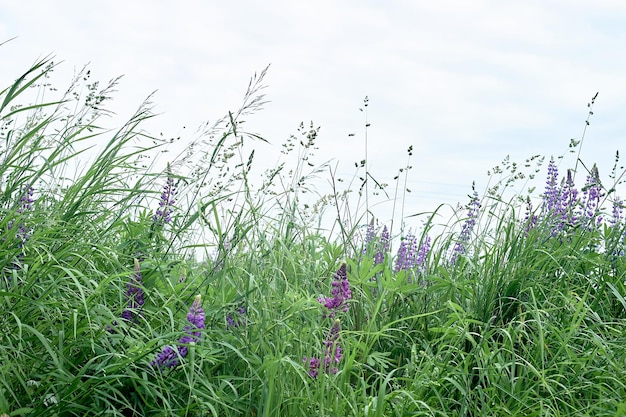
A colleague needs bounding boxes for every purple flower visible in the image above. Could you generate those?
[395,232,416,272]
[121,259,145,323]
[539,163,582,234]
[559,170,579,226]
[318,263,351,318]
[395,231,431,279]
[17,184,34,214]
[303,356,320,379]
[322,319,342,375]
[543,157,560,215]
[524,197,538,233]
[151,295,205,371]
[303,319,343,379]
[362,221,390,266]
[415,235,431,274]
[152,170,176,225]
[451,189,480,264]
[363,218,376,254]
[226,306,247,328]
[374,225,390,265]
[7,184,35,245]
[186,294,206,333]
[579,164,603,222]
[611,197,624,227]
[151,345,181,369]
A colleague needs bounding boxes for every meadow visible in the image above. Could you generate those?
[1,57,625,417]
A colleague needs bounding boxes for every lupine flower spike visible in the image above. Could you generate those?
[318,263,351,318]
[151,294,205,370]
[303,319,343,378]
[543,157,560,215]
[363,218,376,254]
[121,259,145,323]
[153,167,176,225]
[323,319,343,375]
[394,232,414,273]
[612,197,624,227]
[579,164,603,224]
[7,184,35,243]
[415,235,431,275]
[451,188,480,264]
[374,225,390,265]
[226,306,247,328]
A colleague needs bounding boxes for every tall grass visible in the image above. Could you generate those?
[1,56,625,417]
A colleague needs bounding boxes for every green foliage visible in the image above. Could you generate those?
[1,56,625,417]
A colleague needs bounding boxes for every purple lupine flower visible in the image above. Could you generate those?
[7,184,35,243]
[362,218,376,254]
[579,164,603,222]
[543,157,560,214]
[186,294,206,334]
[303,356,321,379]
[609,197,626,263]
[322,319,342,375]
[451,189,480,264]
[303,319,343,378]
[318,263,351,318]
[151,294,205,370]
[394,234,410,273]
[17,184,34,214]
[524,197,538,233]
[407,232,420,270]
[611,197,624,227]
[559,169,579,226]
[395,232,431,280]
[226,306,247,328]
[121,259,145,323]
[415,235,431,274]
[374,225,390,265]
[152,170,176,225]
[540,164,581,235]
[395,232,418,273]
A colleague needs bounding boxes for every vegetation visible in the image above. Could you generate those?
[1,57,625,416]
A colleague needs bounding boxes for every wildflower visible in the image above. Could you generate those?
[152,170,176,225]
[451,189,480,264]
[558,169,579,226]
[543,157,560,214]
[226,306,247,328]
[394,233,409,272]
[318,263,351,318]
[17,184,34,214]
[121,259,145,323]
[611,197,624,227]
[303,319,343,378]
[374,225,390,265]
[395,231,431,280]
[394,232,415,273]
[303,356,320,379]
[151,294,205,370]
[523,197,538,233]
[7,184,35,243]
[363,218,376,254]
[322,319,343,374]
[415,235,431,274]
[579,164,603,222]
[609,198,626,264]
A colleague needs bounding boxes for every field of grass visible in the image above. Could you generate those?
[1,57,625,416]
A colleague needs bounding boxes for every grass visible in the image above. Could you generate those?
[1,56,625,417]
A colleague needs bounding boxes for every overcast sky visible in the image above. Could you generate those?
[2,1,626,228]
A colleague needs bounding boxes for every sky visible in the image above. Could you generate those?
[2,1,626,229]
